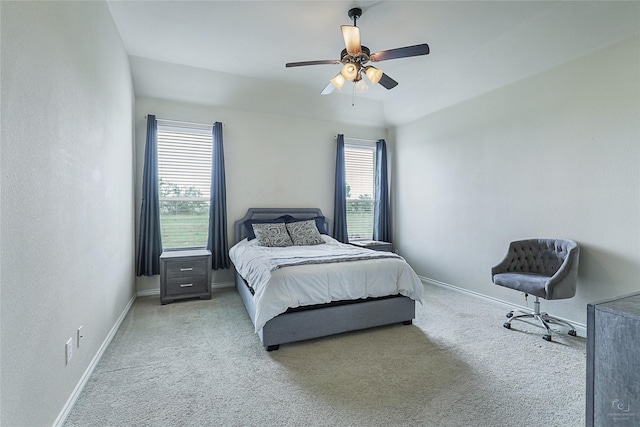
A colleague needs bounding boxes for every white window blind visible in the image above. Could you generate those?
[344,143,376,240]
[157,123,212,250]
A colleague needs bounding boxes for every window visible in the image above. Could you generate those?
[344,143,376,240]
[157,123,212,250]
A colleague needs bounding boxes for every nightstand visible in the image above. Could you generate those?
[160,249,212,305]
[350,240,392,252]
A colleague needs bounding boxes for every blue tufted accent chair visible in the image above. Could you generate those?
[492,238,580,341]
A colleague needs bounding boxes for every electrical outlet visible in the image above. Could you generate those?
[77,326,83,348]
[65,338,73,365]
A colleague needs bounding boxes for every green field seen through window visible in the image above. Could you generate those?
[160,199,209,249]
[347,200,374,240]
[160,200,374,248]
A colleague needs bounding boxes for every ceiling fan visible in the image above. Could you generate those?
[285,7,430,95]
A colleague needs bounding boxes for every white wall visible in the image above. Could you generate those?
[0,2,135,426]
[134,97,387,293]
[393,35,640,326]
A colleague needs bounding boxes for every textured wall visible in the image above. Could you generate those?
[0,2,135,425]
[393,35,640,327]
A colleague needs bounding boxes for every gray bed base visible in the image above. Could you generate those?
[233,208,416,351]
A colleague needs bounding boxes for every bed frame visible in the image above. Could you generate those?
[233,208,416,351]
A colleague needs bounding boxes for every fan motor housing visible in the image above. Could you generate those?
[340,46,370,64]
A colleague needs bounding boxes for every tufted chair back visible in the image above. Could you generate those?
[504,239,574,276]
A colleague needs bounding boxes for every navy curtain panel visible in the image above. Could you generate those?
[374,139,391,243]
[333,134,349,243]
[207,122,230,270]
[136,115,163,276]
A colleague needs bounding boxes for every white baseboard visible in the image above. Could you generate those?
[419,275,587,336]
[137,288,160,297]
[136,281,234,298]
[52,293,137,427]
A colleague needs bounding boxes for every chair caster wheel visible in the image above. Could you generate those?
[543,334,552,342]
[503,322,511,329]
[568,330,577,337]
[506,312,513,318]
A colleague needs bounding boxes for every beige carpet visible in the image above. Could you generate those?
[64,282,586,427]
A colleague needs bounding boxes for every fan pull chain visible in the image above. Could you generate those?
[352,83,356,107]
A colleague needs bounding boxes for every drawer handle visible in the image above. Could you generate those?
[180,267,193,272]
[180,283,193,288]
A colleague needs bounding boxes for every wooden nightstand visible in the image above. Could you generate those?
[350,240,392,252]
[160,249,212,305]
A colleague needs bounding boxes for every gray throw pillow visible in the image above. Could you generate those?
[286,220,325,246]
[252,223,293,247]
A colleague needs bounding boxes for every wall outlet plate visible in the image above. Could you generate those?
[65,338,73,365]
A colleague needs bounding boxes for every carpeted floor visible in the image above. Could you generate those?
[64,282,586,427]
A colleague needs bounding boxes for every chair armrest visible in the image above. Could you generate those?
[545,245,580,299]
[491,252,514,278]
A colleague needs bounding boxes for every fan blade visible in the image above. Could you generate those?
[378,73,398,90]
[341,25,361,55]
[286,60,341,68]
[370,44,430,62]
[321,81,336,95]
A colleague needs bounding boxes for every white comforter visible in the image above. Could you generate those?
[229,235,424,332]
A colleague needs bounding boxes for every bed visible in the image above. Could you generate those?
[230,208,424,350]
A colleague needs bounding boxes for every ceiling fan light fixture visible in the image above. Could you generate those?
[330,73,346,90]
[284,6,429,97]
[341,63,359,81]
[355,79,369,94]
[365,66,383,85]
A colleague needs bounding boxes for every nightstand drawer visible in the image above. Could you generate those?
[164,275,209,296]
[164,258,208,279]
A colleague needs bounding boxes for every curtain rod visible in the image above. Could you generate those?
[337,135,379,143]
[145,115,218,128]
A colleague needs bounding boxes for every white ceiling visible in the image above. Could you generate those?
[107,0,640,126]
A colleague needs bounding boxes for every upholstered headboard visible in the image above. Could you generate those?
[233,208,332,244]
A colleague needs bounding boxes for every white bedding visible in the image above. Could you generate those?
[229,235,424,332]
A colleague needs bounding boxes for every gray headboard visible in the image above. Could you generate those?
[233,208,332,244]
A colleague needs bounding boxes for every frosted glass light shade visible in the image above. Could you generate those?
[341,63,359,81]
[330,73,346,90]
[365,66,383,85]
[355,79,368,94]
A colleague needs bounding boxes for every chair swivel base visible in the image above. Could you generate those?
[502,299,577,342]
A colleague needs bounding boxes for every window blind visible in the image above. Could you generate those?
[157,125,212,249]
[344,144,376,240]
